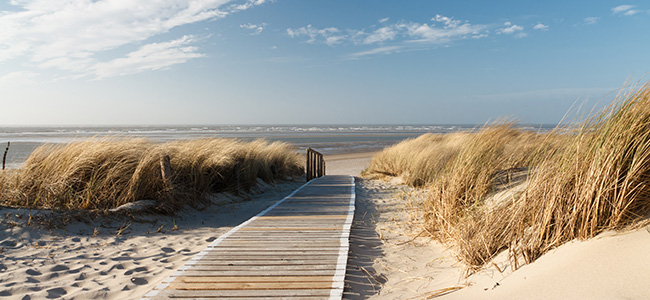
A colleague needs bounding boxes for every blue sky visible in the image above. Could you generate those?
[1,0,649,125]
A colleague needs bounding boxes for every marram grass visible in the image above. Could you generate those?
[0,138,303,213]
[364,82,650,272]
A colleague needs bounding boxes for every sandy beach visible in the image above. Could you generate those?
[3,151,650,299]
[0,181,305,299]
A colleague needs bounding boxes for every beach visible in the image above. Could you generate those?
[2,147,650,299]
[0,151,375,299]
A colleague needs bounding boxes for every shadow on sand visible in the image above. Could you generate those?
[344,178,392,299]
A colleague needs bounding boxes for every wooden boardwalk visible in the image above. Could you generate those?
[143,175,355,300]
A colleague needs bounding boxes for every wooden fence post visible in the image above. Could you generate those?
[160,155,173,189]
[306,148,325,182]
[2,142,10,170]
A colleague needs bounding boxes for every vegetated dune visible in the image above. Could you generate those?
[363,82,650,272]
[0,138,303,213]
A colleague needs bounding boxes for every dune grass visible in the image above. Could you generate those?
[364,82,650,271]
[0,138,303,213]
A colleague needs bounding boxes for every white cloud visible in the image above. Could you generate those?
[240,22,267,35]
[364,26,397,44]
[0,0,265,79]
[584,17,599,25]
[497,22,525,35]
[288,15,488,47]
[403,21,487,43]
[0,71,39,87]
[93,36,204,79]
[432,14,463,29]
[229,0,268,12]
[612,4,640,15]
[348,46,403,59]
[533,23,549,31]
[378,17,390,23]
[287,25,345,46]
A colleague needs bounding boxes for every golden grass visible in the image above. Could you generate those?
[363,133,470,186]
[0,138,302,213]
[364,82,650,271]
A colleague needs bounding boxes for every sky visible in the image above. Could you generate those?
[0,0,649,125]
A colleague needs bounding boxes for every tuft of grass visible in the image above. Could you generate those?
[363,133,470,187]
[508,82,650,264]
[0,138,302,213]
[365,82,650,272]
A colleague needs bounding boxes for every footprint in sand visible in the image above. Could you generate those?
[161,247,175,253]
[45,287,66,299]
[25,269,42,276]
[205,237,216,242]
[50,265,69,272]
[130,277,148,285]
[26,277,39,283]
[124,266,147,275]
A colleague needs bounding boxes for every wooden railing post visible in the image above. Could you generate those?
[2,142,9,170]
[306,148,325,182]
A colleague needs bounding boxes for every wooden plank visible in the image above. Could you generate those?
[167,281,333,290]
[152,297,330,300]
[206,247,343,251]
[195,256,337,261]
[202,248,341,252]
[237,227,342,231]
[226,233,342,237]
[256,215,347,220]
[183,265,336,271]
[219,240,341,248]
[178,270,336,277]
[151,289,332,298]
[188,260,337,266]
[173,276,333,283]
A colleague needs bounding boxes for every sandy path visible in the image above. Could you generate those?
[324,152,375,176]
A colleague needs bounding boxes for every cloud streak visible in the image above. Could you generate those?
[0,0,265,79]
[241,23,267,35]
[287,14,538,58]
[288,14,492,58]
[612,5,641,15]
[497,22,526,38]
[533,23,549,31]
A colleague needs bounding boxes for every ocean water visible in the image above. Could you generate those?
[0,124,554,169]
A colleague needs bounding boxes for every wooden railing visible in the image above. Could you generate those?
[306,148,325,181]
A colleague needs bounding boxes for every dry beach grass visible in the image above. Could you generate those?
[0,138,303,213]
[364,82,650,272]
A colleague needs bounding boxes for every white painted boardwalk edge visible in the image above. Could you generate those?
[330,175,355,300]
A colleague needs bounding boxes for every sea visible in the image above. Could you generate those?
[0,124,555,169]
